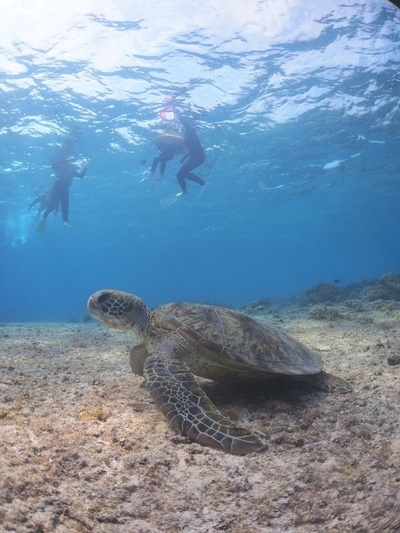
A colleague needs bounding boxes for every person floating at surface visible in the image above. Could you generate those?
[36,160,86,233]
[36,130,87,233]
[148,137,185,191]
[176,111,206,195]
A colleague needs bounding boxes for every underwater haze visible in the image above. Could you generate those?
[1,0,399,322]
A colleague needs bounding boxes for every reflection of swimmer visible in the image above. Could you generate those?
[176,112,206,194]
[149,134,186,191]
[36,130,87,233]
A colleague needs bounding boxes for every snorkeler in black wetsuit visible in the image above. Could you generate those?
[36,130,87,233]
[40,160,86,228]
[176,113,206,194]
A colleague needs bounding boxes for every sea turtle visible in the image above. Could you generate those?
[87,290,352,455]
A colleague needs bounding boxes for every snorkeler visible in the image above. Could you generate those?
[176,111,206,194]
[36,130,87,233]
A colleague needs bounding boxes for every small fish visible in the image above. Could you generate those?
[333,279,341,284]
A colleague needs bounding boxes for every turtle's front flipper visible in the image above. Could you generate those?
[144,354,266,455]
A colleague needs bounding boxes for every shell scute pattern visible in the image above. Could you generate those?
[155,302,322,376]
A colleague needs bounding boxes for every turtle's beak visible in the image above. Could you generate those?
[87,292,106,322]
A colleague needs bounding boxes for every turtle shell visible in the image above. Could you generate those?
[152,302,323,381]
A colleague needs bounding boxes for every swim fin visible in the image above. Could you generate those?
[152,176,163,191]
[37,218,47,233]
[160,192,183,207]
[190,183,206,207]
[160,194,178,207]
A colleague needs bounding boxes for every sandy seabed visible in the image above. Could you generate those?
[0,297,399,532]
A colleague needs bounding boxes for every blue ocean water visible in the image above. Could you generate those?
[1,0,399,322]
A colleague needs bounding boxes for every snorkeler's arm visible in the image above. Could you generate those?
[76,168,87,179]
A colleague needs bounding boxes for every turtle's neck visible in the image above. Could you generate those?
[134,303,152,340]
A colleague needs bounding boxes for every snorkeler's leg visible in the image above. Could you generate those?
[152,171,165,191]
[176,156,201,193]
[36,203,54,233]
[185,172,206,186]
[177,155,206,190]
[176,168,188,194]
[61,193,71,227]
[37,219,47,233]
[37,210,50,232]
[150,156,160,174]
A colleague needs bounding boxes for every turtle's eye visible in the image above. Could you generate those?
[97,292,109,304]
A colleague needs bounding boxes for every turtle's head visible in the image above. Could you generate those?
[87,290,150,334]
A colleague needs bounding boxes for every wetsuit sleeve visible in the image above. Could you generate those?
[76,168,87,178]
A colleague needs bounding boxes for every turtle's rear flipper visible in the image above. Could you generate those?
[308,370,353,393]
[36,218,47,233]
[144,354,266,455]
